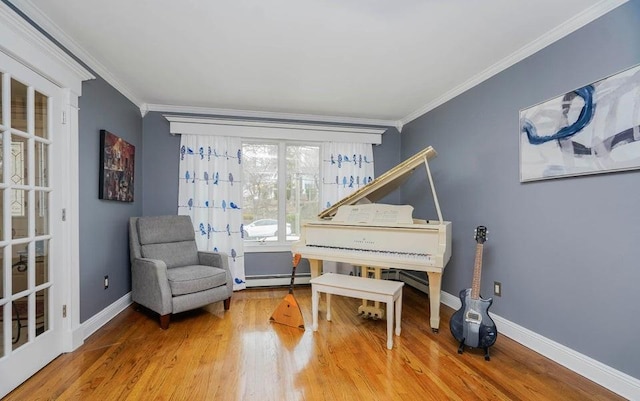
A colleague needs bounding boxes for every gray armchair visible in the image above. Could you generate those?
[129,215,232,329]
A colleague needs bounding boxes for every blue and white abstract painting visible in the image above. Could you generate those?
[520,63,640,182]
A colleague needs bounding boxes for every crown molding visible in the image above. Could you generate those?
[399,0,630,126]
[9,0,143,108]
[146,103,400,130]
[0,2,94,93]
[163,114,385,144]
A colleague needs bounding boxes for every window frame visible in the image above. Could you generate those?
[243,139,321,253]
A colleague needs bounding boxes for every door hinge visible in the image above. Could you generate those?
[62,208,66,221]
[62,110,67,125]
[62,305,67,318]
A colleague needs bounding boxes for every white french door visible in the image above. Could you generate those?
[0,51,65,397]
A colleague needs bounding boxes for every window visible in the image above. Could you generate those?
[242,141,320,248]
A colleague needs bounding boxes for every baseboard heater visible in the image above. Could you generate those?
[246,270,430,294]
[245,273,312,288]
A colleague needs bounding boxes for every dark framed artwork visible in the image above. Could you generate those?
[99,130,135,202]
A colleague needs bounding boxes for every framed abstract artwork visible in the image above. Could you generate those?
[519,63,640,182]
[99,130,135,202]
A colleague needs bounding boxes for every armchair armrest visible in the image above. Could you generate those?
[131,258,173,315]
[198,251,233,290]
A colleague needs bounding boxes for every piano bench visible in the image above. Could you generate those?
[309,273,404,350]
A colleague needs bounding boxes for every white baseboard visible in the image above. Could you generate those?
[398,272,640,400]
[79,292,132,344]
[492,313,640,400]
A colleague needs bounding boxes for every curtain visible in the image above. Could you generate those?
[178,134,246,291]
[321,142,375,209]
[321,142,375,274]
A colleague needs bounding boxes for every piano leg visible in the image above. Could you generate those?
[309,259,323,278]
[426,271,442,332]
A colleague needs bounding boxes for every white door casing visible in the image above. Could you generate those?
[0,3,93,397]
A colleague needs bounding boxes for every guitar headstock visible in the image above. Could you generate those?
[474,226,488,244]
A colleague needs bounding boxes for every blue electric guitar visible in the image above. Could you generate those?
[449,226,497,360]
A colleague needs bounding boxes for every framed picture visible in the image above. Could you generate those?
[99,130,135,202]
[519,63,640,182]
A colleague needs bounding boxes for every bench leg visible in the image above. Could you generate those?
[326,293,331,321]
[386,296,393,349]
[312,286,319,331]
[395,293,402,336]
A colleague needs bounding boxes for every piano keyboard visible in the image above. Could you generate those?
[294,244,437,270]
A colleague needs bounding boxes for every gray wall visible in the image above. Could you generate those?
[141,112,401,276]
[141,112,180,216]
[400,0,640,379]
[79,77,142,322]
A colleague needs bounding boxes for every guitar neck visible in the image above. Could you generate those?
[470,243,484,299]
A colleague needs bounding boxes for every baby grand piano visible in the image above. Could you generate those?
[292,146,452,332]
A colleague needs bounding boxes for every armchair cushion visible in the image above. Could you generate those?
[141,242,199,268]
[167,265,228,296]
[137,215,195,244]
[137,216,199,268]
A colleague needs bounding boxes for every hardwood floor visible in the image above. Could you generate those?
[6,285,624,401]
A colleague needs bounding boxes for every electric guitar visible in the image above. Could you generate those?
[449,226,498,360]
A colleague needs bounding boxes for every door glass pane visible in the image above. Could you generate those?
[11,190,28,239]
[0,304,4,358]
[35,191,48,236]
[0,132,3,183]
[35,141,48,187]
[11,134,28,186]
[0,246,4,299]
[35,240,48,286]
[0,189,3,240]
[12,296,28,349]
[34,91,48,139]
[12,244,28,294]
[286,145,319,241]
[11,79,27,132]
[35,288,48,337]
[242,143,278,241]
[0,72,3,123]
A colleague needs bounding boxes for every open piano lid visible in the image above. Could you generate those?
[318,146,437,219]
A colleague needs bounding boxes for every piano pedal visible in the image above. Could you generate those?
[358,305,385,320]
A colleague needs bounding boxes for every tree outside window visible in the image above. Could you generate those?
[242,142,319,244]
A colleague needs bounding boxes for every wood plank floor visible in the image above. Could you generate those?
[6,285,624,401]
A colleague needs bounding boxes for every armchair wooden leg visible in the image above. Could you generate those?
[223,297,231,310]
[159,314,170,330]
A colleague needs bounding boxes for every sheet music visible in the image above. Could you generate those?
[332,204,414,225]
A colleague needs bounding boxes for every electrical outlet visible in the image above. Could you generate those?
[104,275,109,289]
[493,281,502,297]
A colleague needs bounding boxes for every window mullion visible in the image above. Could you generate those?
[278,141,287,242]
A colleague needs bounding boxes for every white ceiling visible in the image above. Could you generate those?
[12,0,627,128]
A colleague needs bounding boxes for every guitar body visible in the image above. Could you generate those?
[449,226,498,360]
[450,288,497,349]
[270,254,305,329]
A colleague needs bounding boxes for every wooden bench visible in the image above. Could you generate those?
[310,273,404,350]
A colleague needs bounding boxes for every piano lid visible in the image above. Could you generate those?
[319,146,437,219]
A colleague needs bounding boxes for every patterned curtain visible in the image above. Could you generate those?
[178,134,246,291]
[321,142,375,209]
[321,142,374,274]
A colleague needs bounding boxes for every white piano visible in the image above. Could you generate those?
[292,146,452,332]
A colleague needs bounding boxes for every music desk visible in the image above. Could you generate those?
[310,273,404,350]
